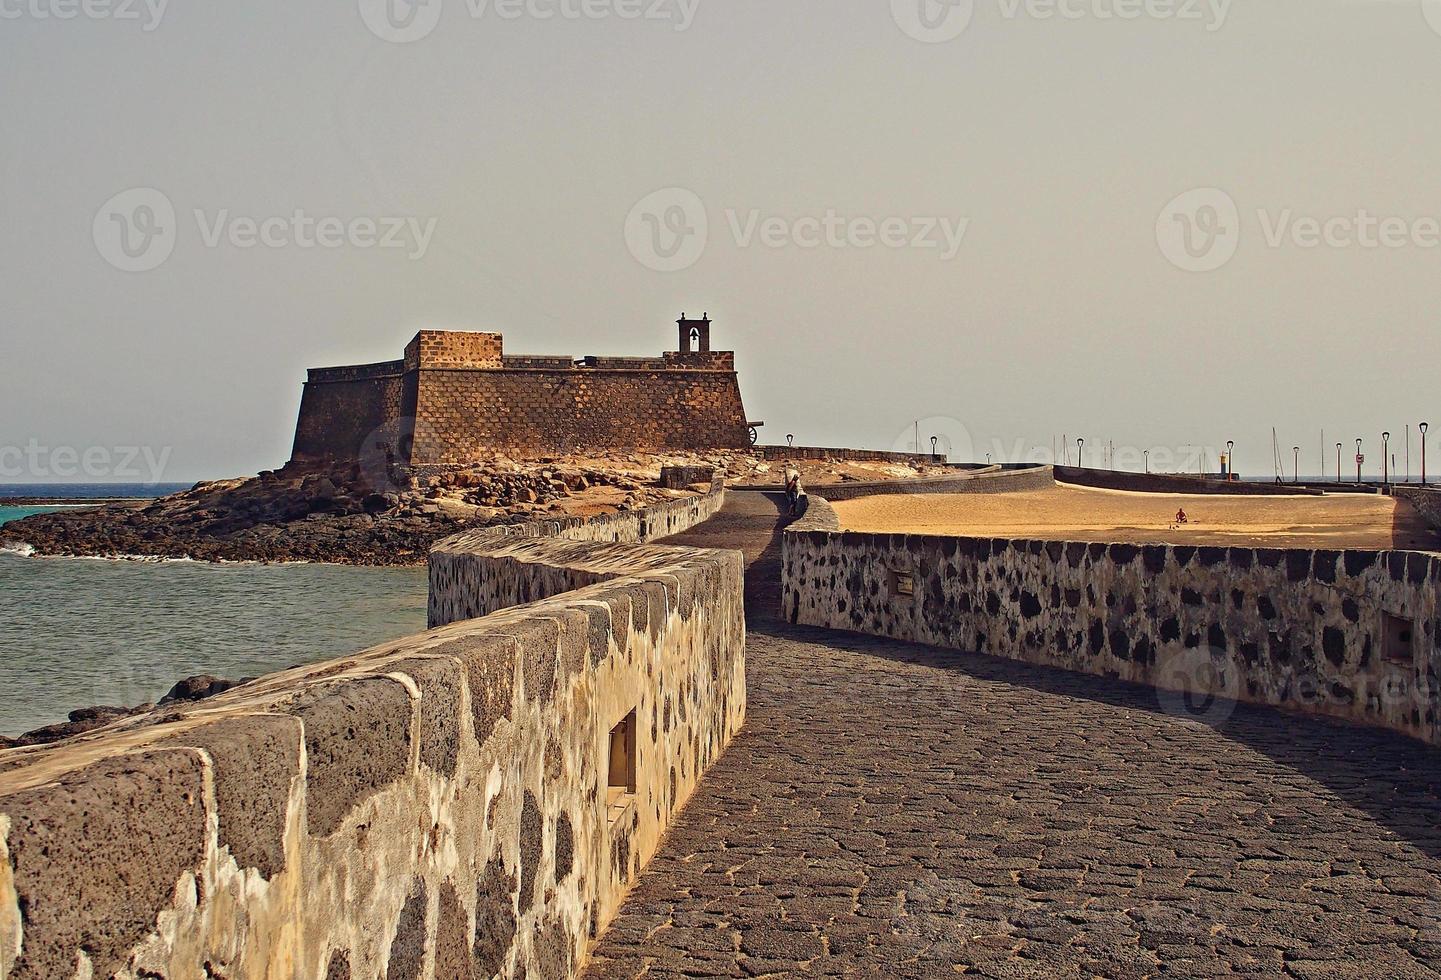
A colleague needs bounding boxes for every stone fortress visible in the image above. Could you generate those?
[289,315,753,469]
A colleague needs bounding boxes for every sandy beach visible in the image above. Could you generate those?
[831,483,1441,550]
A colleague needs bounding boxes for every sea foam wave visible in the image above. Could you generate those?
[0,546,313,566]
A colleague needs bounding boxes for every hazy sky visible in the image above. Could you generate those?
[3,0,1440,483]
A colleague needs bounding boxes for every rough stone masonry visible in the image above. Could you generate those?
[289,315,752,468]
[0,481,744,979]
[784,494,1441,745]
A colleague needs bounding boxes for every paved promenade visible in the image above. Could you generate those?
[585,493,1441,979]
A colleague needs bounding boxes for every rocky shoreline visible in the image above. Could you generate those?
[0,673,248,749]
[1,456,685,565]
[0,497,148,507]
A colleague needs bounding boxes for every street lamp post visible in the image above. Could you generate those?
[1144,450,1150,473]
[1077,438,1084,468]
[1293,446,1300,484]
[1383,431,1391,486]
[1226,440,1234,480]
[1356,439,1364,484]
[930,435,938,463]
[1422,422,1430,485]
[1336,443,1343,484]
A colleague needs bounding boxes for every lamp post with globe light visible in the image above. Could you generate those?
[1422,422,1430,485]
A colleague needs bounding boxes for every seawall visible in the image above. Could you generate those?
[808,465,1055,501]
[736,465,1055,499]
[0,480,743,979]
[1053,466,1323,496]
[1395,487,1441,533]
[784,497,1441,745]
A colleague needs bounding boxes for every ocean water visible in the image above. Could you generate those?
[0,505,69,527]
[0,551,429,737]
[0,482,191,500]
[0,482,190,532]
[0,488,429,737]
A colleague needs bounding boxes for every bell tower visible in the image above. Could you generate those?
[677,312,711,354]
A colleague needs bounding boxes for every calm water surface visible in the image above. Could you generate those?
[0,507,428,735]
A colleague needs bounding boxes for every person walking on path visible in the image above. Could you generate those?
[784,466,804,516]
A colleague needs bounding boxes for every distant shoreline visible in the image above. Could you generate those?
[0,498,152,508]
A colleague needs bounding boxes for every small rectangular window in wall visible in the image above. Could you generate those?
[891,569,915,597]
[607,709,638,827]
[1382,614,1416,666]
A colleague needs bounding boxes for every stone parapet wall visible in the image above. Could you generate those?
[794,495,839,531]
[1054,466,1323,496]
[660,351,735,371]
[582,357,670,371]
[756,446,929,463]
[429,476,729,627]
[1395,487,1441,533]
[808,465,1055,502]
[307,359,408,384]
[0,483,744,980]
[502,354,576,370]
[783,508,1441,745]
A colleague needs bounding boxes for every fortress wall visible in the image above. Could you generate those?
[306,360,408,383]
[784,499,1441,745]
[503,355,575,370]
[0,486,745,980]
[409,368,750,463]
[661,351,735,371]
[1054,466,1323,496]
[288,331,753,468]
[405,330,504,370]
[757,446,931,463]
[290,364,410,464]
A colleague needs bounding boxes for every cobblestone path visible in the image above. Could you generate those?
[586,493,1441,978]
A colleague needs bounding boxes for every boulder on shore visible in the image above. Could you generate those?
[159,674,238,705]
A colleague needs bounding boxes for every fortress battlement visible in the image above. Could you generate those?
[289,315,751,466]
